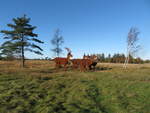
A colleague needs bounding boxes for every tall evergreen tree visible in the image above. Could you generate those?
[101,53,105,62]
[0,15,44,67]
[108,54,111,62]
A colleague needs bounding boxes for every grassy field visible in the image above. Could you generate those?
[0,60,150,113]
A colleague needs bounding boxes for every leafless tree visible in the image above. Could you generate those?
[51,29,64,57]
[123,27,141,68]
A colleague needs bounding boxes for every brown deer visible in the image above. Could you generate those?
[81,55,98,71]
[88,55,98,70]
[79,55,94,71]
[54,48,73,70]
[71,54,98,71]
[71,54,88,70]
[71,59,82,69]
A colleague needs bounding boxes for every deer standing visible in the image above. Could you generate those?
[54,48,73,70]
[71,54,98,71]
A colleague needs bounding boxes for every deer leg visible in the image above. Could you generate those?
[55,63,59,69]
[64,63,67,71]
[79,63,83,72]
[89,64,92,70]
[73,64,77,70]
[82,64,86,72]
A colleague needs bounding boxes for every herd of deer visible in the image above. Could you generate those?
[53,48,98,71]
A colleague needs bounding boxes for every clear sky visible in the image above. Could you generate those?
[0,0,150,59]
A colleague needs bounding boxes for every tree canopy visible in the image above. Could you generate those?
[0,15,44,66]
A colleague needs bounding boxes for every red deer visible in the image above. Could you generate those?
[79,55,96,71]
[71,54,87,70]
[71,55,98,71]
[71,54,88,69]
[71,59,82,69]
[54,48,73,70]
[88,55,98,70]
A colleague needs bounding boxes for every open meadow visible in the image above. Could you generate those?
[0,60,150,113]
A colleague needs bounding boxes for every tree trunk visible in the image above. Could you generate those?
[57,44,59,57]
[124,52,130,68]
[21,45,25,68]
[21,34,25,68]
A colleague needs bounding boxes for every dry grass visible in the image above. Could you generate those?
[0,60,150,113]
[1,60,150,69]
[0,60,55,69]
[98,62,150,68]
[0,60,150,75]
[0,60,54,75]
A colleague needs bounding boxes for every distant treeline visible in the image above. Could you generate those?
[90,53,150,64]
[0,53,150,64]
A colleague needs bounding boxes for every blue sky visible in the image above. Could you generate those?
[0,0,150,59]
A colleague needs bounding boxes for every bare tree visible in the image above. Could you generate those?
[51,29,64,57]
[123,27,140,68]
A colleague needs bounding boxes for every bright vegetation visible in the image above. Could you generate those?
[0,60,150,113]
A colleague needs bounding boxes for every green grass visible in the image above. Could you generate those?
[0,61,150,113]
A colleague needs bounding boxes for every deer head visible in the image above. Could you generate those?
[65,47,73,59]
[91,55,98,61]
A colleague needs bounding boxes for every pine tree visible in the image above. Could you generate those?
[108,54,111,62]
[0,41,20,60]
[0,15,44,67]
[101,53,105,62]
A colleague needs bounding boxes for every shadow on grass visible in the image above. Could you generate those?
[50,66,112,73]
[36,65,112,74]
[38,70,54,74]
[95,67,112,71]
